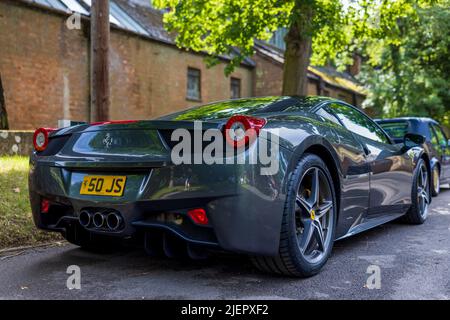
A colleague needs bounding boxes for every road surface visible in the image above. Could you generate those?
[1,189,449,300]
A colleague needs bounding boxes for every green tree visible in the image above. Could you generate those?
[360,1,450,126]
[153,0,434,96]
[153,0,347,95]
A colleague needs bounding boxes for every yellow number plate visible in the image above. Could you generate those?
[80,175,127,196]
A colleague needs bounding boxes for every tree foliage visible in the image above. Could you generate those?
[152,0,347,76]
[360,1,450,126]
[153,0,448,113]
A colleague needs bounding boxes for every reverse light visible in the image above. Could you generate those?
[41,198,50,214]
[188,208,209,225]
[224,115,266,148]
[33,128,56,152]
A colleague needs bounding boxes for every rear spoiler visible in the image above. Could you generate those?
[50,119,224,138]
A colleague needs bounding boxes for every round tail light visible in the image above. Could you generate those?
[33,128,55,152]
[224,115,266,148]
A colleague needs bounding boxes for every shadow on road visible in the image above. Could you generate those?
[29,214,416,283]
[24,188,449,289]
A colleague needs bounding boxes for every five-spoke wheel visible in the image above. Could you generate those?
[404,158,430,224]
[416,163,429,219]
[251,153,336,277]
[295,167,334,264]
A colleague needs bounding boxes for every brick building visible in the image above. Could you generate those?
[0,0,366,130]
[253,41,366,107]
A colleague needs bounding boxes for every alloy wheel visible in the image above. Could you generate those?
[433,167,440,195]
[417,164,429,219]
[295,167,334,264]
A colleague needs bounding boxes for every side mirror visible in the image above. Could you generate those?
[404,133,425,148]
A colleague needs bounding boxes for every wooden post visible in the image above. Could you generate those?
[90,0,110,121]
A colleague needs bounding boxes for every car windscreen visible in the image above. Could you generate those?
[158,96,320,121]
[377,121,410,140]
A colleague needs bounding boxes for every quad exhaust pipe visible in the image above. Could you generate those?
[106,212,122,231]
[79,210,123,231]
[93,212,105,228]
[79,210,92,228]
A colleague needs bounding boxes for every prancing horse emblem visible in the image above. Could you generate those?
[103,133,113,149]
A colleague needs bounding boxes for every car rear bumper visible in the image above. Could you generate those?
[28,147,291,256]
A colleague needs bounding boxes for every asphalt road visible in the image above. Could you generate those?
[1,189,450,300]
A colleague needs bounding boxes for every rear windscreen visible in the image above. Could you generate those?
[378,121,409,139]
[72,130,167,156]
[158,96,320,121]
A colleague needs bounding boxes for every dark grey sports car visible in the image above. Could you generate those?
[29,96,430,277]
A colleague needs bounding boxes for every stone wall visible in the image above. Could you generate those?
[0,130,34,156]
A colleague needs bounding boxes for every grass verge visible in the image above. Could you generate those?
[0,156,62,249]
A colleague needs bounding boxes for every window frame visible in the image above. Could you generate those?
[186,67,202,101]
[322,102,393,145]
[230,77,241,99]
[430,123,447,147]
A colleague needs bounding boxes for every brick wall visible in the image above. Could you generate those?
[253,54,283,97]
[109,30,253,120]
[253,51,364,106]
[0,1,254,129]
[253,54,320,96]
[0,1,89,130]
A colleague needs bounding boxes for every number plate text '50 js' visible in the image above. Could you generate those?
[80,176,127,196]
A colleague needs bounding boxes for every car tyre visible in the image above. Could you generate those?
[251,153,337,277]
[403,158,430,224]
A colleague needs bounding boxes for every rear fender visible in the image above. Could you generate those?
[407,146,432,203]
[285,135,343,194]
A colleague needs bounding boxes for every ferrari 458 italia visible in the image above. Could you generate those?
[29,96,430,276]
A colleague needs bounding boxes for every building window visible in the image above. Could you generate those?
[187,68,201,100]
[323,89,331,97]
[230,77,241,99]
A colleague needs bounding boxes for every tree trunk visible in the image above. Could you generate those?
[282,2,314,96]
[0,75,8,130]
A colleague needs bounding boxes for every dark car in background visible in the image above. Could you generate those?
[376,117,450,196]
